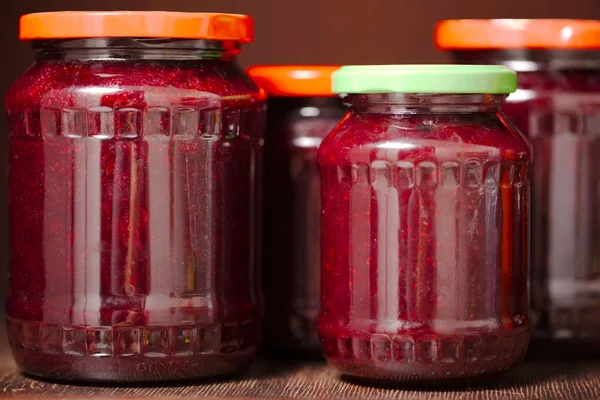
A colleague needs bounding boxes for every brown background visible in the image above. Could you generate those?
[0,0,600,306]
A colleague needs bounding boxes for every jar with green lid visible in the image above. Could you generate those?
[318,65,531,382]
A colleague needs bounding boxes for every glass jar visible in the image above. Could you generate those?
[247,66,345,356]
[5,11,264,382]
[318,65,530,382]
[436,19,600,357]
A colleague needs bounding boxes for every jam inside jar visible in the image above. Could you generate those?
[5,12,264,382]
[436,19,600,357]
[318,65,530,382]
[247,66,345,356]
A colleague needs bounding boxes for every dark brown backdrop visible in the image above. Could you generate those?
[1,0,600,306]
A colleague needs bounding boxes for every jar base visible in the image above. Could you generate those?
[11,348,255,383]
[261,320,323,360]
[7,317,258,383]
[340,369,514,390]
[321,326,529,382]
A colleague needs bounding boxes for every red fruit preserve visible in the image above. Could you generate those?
[437,19,600,356]
[5,12,264,382]
[247,66,345,356]
[318,65,530,382]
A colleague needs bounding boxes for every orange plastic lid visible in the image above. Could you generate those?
[246,65,340,97]
[435,19,600,50]
[20,11,253,42]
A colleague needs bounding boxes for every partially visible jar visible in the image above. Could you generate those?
[436,19,600,357]
[5,11,264,382]
[319,65,530,382]
[247,66,345,356]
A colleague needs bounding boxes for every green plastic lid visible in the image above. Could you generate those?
[332,64,516,95]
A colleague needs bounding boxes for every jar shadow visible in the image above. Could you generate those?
[339,361,597,392]
[20,359,310,389]
[22,370,239,389]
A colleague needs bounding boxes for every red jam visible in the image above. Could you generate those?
[436,19,600,354]
[318,65,530,382]
[6,12,264,382]
[247,66,345,355]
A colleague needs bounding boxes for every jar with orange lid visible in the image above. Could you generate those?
[5,11,264,382]
[247,66,345,356]
[436,19,600,356]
